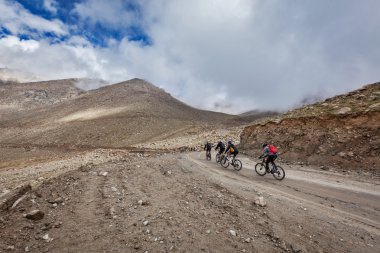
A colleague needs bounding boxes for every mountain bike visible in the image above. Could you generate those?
[255,158,285,180]
[206,150,211,160]
[220,154,242,171]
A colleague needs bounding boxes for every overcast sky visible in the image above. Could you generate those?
[0,0,379,113]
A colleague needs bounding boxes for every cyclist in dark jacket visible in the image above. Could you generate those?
[204,142,212,151]
[215,141,225,154]
[204,141,212,157]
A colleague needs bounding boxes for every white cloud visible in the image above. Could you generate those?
[0,35,40,52]
[0,0,67,36]
[0,0,379,114]
[43,0,58,14]
[73,0,139,27]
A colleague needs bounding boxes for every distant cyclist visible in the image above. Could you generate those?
[259,143,278,173]
[204,141,212,158]
[215,140,226,155]
[225,140,239,160]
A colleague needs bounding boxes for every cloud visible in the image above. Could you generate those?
[0,35,40,52]
[72,0,141,28]
[0,0,379,114]
[43,0,59,14]
[0,0,67,36]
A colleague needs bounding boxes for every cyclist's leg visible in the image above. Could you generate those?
[265,157,270,169]
[229,152,236,164]
[268,155,275,172]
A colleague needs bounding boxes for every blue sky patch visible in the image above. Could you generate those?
[6,0,151,47]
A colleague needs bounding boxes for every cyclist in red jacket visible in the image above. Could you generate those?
[259,143,278,173]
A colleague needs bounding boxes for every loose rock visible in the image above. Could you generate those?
[25,210,45,220]
[254,196,267,207]
[229,230,237,236]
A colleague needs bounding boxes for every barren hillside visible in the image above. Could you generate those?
[0,79,84,115]
[240,82,380,172]
[0,78,250,149]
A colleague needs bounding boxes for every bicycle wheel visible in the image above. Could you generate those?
[255,163,266,176]
[232,159,242,171]
[272,166,285,180]
[221,157,230,168]
[215,153,221,163]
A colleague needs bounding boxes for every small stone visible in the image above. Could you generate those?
[335,107,351,115]
[6,245,15,251]
[111,187,117,192]
[245,238,251,243]
[25,246,30,252]
[291,244,301,253]
[338,152,346,158]
[52,203,58,208]
[254,196,267,207]
[25,210,44,220]
[143,220,149,226]
[48,197,63,204]
[206,229,211,234]
[229,230,237,236]
[54,222,62,228]
[42,234,53,242]
[98,172,108,177]
[138,200,143,205]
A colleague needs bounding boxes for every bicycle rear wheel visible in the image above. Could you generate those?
[255,163,266,176]
[215,153,221,163]
[272,166,285,180]
[232,159,242,171]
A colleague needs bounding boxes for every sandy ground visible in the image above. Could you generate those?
[0,149,379,252]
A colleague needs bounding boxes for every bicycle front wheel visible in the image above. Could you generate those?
[233,159,242,171]
[255,163,266,176]
[221,157,230,168]
[272,166,285,180]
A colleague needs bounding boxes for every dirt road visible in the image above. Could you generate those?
[0,149,379,252]
[186,152,380,234]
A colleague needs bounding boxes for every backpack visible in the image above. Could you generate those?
[269,144,277,154]
[229,144,236,153]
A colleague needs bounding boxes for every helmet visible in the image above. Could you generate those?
[228,140,232,144]
[262,143,268,148]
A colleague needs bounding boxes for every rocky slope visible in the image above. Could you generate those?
[240,82,380,172]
